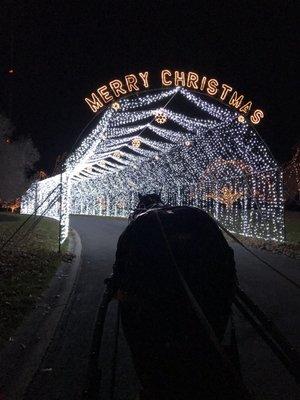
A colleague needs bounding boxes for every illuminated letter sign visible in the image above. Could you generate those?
[84,69,264,124]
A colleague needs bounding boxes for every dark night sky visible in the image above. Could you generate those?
[0,0,298,172]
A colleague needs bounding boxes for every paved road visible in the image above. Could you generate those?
[25,215,300,400]
[25,216,127,400]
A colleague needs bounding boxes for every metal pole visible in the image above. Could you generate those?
[58,171,63,253]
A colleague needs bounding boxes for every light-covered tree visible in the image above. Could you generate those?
[0,113,40,202]
[283,144,300,204]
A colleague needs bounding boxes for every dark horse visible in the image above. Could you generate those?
[106,194,249,400]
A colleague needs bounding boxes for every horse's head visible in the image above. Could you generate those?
[137,193,163,209]
[129,192,164,222]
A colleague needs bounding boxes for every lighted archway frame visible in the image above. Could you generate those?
[21,87,285,242]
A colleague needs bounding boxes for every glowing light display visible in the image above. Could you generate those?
[84,70,264,125]
[283,145,300,202]
[112,102,120,111]
[131,137,141,148]
[154,111,167,124]
[21,87,284,243]
[206,186,244,207]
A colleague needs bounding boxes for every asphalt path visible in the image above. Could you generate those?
[25,215,300,400]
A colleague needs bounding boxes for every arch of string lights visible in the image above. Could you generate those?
[21,87,285,243]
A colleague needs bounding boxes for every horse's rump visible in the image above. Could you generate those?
[113,206,239,398]
[116,206,236,335]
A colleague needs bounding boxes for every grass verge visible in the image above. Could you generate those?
[0,212,69,349]
[226,211,300,258]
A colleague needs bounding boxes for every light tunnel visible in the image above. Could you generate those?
[21,87,285,242]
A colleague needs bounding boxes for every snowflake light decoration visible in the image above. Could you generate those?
[131,137,141,148]
[112,102,120,111]
[113,150,123,158]
[154,111,167,124]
